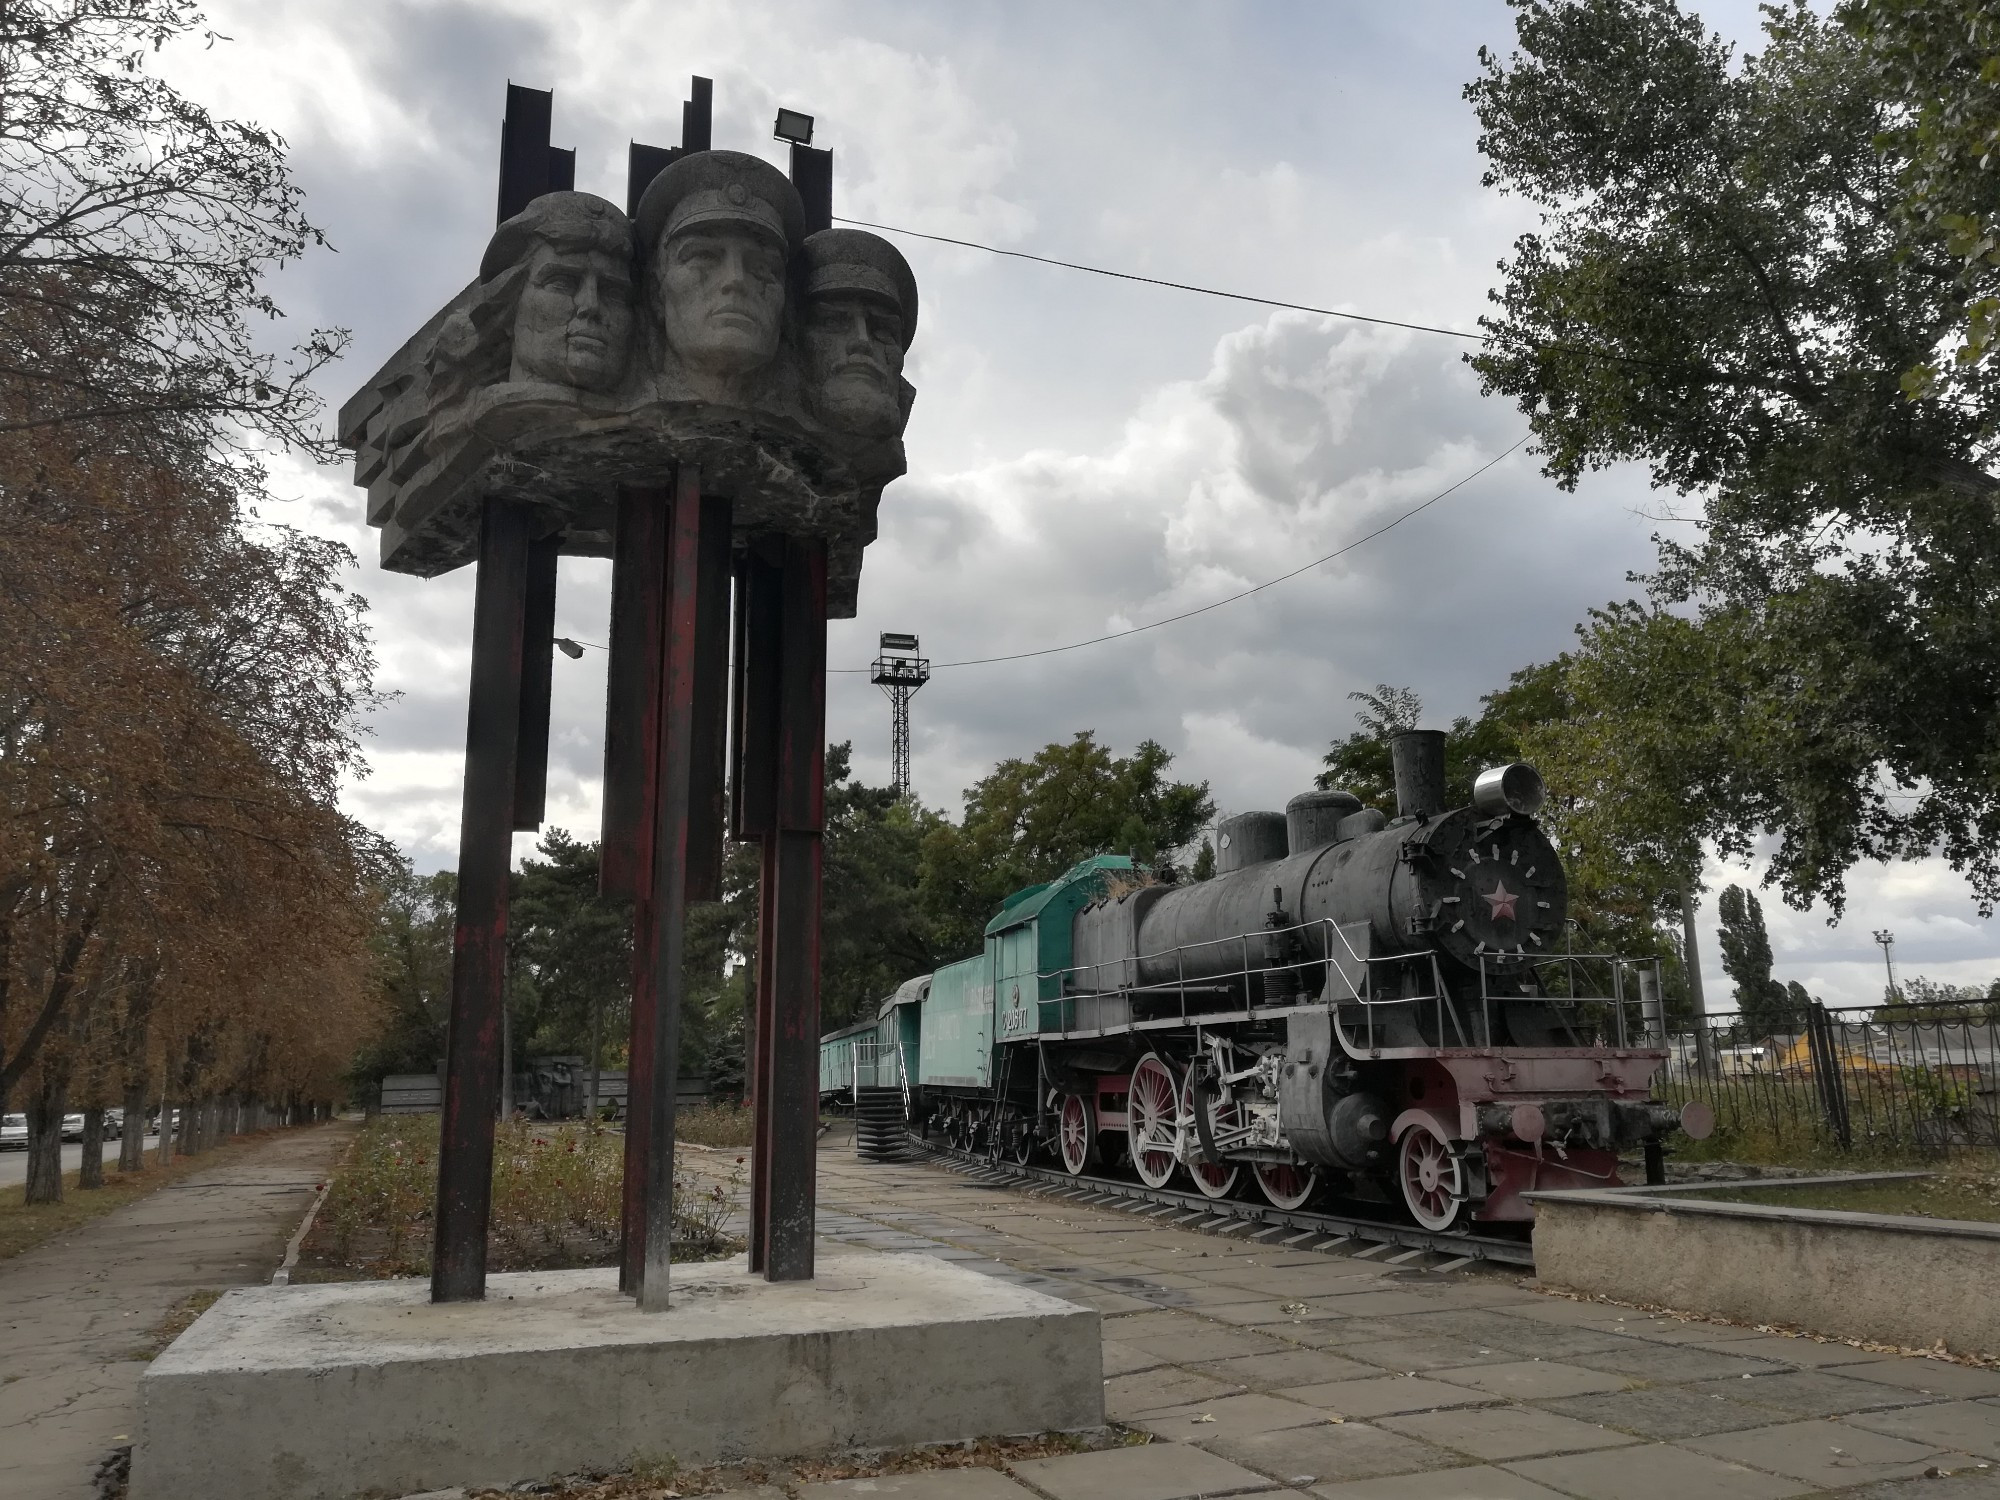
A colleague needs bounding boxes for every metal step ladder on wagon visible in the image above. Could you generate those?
[852,1041,908,1162]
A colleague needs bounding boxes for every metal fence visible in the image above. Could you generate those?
[1656,1004,2000,1160]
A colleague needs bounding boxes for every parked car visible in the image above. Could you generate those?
[60,1113,85,1142]
[0,1113,25,1150]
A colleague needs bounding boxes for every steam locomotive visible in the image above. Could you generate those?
[819,730,1709,1231]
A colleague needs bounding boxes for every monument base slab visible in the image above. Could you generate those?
[131,1252,1102,1500]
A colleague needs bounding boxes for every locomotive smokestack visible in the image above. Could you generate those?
[1389,729,1447,821]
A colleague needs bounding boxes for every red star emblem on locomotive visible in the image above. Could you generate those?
[1483,878,1519,922]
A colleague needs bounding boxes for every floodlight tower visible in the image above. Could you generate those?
[1873,929,1899,1002]
[870,632,929,799]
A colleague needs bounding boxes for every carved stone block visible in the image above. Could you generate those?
[338,152,918,618]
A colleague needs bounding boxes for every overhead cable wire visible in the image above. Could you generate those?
[830,433,1531,674]
[831,217,1485,343]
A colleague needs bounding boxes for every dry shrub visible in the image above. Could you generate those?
[307,1114,741,1278]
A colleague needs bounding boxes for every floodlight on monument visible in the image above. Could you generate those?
[773,107,815,146]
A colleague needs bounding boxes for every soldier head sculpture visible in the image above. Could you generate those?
[485,192,635,390]
[800,228,917,437]
[426,191,634,412]
[636,150,805,398]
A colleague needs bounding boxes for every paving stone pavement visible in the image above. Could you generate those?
[0,1122,355,1500]
[798,1140,2000,1500]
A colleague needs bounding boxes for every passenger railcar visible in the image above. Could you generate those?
[820,732,1708,1232]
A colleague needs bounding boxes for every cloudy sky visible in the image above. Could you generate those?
[158,0,1997,1009]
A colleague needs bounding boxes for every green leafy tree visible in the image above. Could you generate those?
[1318,670,1570,815]
[1467,0,2000,915]
[511,831,631,1070]
[1190,839,1216,881]
[1874,973,2000,1022]
[1849,0,2000,378]
[1322,662,1706,1024]
[1715,885,1805,1035]
[919,732,1213,959]
[348,860,454,1093]
[817,743,946,1029]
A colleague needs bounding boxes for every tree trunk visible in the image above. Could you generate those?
[23,1077,66,1204]
[119,1081,147,1172]
[1680,885,1715,1075]
[589,991,602,1123]
[78,1107,105,1188]
[156,1078,174,1167]
[176,1092,197,1155]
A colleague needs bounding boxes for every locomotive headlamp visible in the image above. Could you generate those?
[1472,761,1546,818]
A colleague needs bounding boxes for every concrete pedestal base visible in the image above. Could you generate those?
[131,1253,1102,1500]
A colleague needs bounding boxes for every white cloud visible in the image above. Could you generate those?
[141,0,1997,991]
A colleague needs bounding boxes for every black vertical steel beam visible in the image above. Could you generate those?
[686,497,733,902]
[628,143,679,217]
[432,499,532,1303]
[734,543,783,1272]
[546,146,576,193]
[640,466,704,1310]
[497,84,555,222]
[733,543,783,842]
[601,492,667,902]
[682,76,713,153]
[512,533,560,831]
[762,537,827,1281]
[606,487,669,1293]
[790,144,833,235]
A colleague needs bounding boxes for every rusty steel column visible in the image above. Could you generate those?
[731,543,783,1273]
[639,466,704,1310]
[605,484,668,1293]
[432,498,532,1303]
[512,533,561,831]
[762,536,827,1281]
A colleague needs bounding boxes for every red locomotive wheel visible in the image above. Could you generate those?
[1253,1161,1318,1211]
[1058,1093,1096,1176]
[1181,1070,1240,1200]
[1397,1117,1466,1231]
[1126,1054,1181,1189]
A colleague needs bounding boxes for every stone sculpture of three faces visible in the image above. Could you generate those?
[474,152,914,437]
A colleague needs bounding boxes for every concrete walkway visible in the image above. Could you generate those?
[805,1142,2000,1500]
[0,1122,353,1500]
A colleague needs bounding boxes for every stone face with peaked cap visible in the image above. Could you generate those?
[801,227,918,436]
[638,150,805,393]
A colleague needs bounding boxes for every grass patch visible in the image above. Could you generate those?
[302,1115,742,1280]
[1688,1169,2000,1222]
[140,1288,224,1358]
[0,1134,282,1263]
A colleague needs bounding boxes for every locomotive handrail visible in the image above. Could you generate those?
[1034,913,1658,1052]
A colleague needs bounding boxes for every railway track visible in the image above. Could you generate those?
[904,1135,1536,1271]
